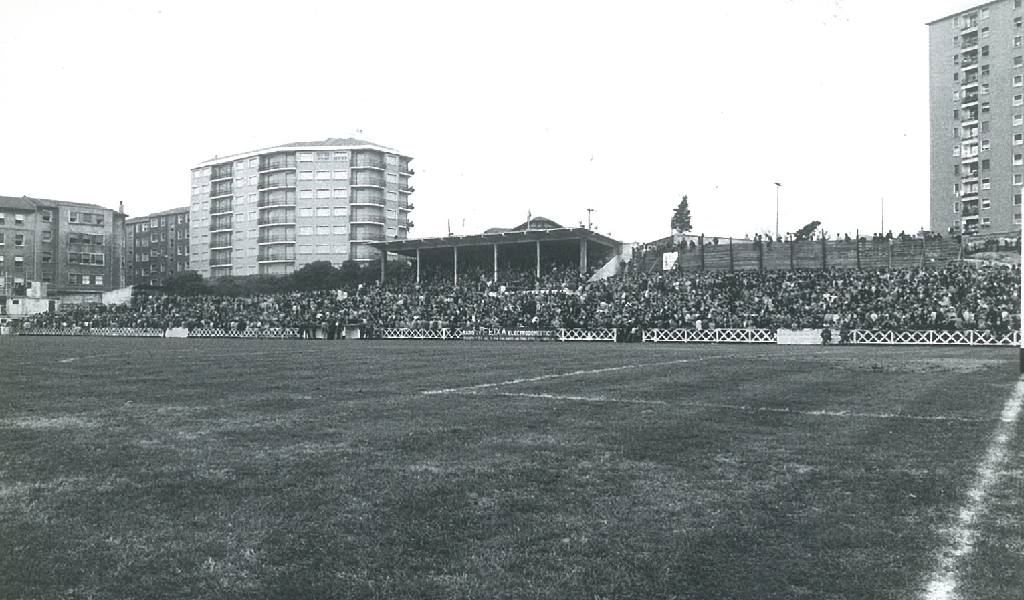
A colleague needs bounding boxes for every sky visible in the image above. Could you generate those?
[0,0,979,243]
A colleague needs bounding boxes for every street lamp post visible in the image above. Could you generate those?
[774,182,782,240]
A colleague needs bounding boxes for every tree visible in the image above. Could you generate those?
[291,261,341,290]
[162,271,209,296]
[671,195,692,233]
[793,220,822,241]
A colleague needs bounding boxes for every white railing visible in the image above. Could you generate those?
[559,328,617,342]
[15,327,164,337]
[643,328,777,343]
[848,329,1019,346]
[374,327,460,340]
[187,327,299,339]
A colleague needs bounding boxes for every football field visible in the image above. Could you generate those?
[1,337,1021,599]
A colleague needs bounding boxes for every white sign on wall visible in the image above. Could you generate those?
[662,252,679,270]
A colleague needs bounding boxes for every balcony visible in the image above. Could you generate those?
[399,185,415,194]
[210,166,233,181]
[257,194,296,208]
[351,159,385,170]
[398,202,414,211]
[400,165,415,175]
[258,215,296,226]
[350,233,386,242]
[209,259,233,267]
[259,156,297,172]
[350,197,385,207]
[961,59,979,69]
[961,171,979,182]
[350,214,386,225]
[961,94,979,106]
[209,184,233,198]
[351,176,386,188]
[961,77,979,88]
[258,174,297,190]
[258,230,297,244]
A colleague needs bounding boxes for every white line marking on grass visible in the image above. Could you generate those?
[420,353,766,396]
[922,380,1024,600]
[493,391,669,406]
[58,358,77,363]
[472,392,996,422]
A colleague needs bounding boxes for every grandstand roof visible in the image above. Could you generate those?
[372,227,621,256]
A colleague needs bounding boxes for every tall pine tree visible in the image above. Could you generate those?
[671,195,692,233]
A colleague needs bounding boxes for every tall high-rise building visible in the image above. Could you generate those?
[189,138,414,278]
[930,0,1024,236]
[0,195,126,297]
[125,207,190,286]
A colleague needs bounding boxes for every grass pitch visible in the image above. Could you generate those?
[1,338,1022,599]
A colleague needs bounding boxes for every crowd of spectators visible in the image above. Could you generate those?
[17,262,1021,337]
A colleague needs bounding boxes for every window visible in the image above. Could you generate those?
[982,45,989,57]
[981,83,990,95]
[299,190,314,200]
[14,256,23,267]
[1015,133,1023,144]
[299,226,313,236]
[249,175,257,186]
[316,244,330,254]
[316,189,331,199]
[954,109,960,119]
[1016,95,1024,106]
[315,171,331,180]
[954,72,959,82]
[298,245,313,254]
[247,194,256,205]
[41,210,52,222]
[982,101,991,112]
[299,207,313,217]
[0,231,3,245]
[298,152,314,162]
[387,191,398,202]
[14,234,24,247]
[981,7,989,19]
[332,189,347,199]
[314,207,329,218]
[385,154,398,165]
[1018,17,1023,28]
[94,275,103,286]
[981,217,991,226]
[0,213,5,225]
[333,151,349,161]
[0,255,4,264]
[983,178,992,189]
[982,198,992,209]
[333,225,346,235]
[982,27,990,38]
[1016,214,1023,225]
[299,171,314,180]
[315,151,331,161]
[332,207,347,216]
[982,64,990,76]
[982,159,991,169]
[332,245,347,254]
[317,225,330,236]
[248,157,257,168]
[1016,154,1023,165]
[14,214,24,225]
[386,173,399,184]
[1018,36,1024,48]
[1016,174,1024,185]
[333,170,348,180]
[981,139,990,151]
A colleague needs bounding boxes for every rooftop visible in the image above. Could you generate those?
[195,137,408,167]
[926,0,1001,25]
[126,206,190,223]
[0,195,122,214]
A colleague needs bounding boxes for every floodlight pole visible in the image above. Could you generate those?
[1020,215,1023,374]
[586,208,594,230]
[774,183,782,240]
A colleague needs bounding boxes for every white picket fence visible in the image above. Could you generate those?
[374,328,462,340]
[16,327,165,337]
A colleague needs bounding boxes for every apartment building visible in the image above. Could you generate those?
[126,207,190,286]
[930,0,1024,235]
[0,195,126,297]
[189,138,414,278]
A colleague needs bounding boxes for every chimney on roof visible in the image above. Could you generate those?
[119,201,124,214]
